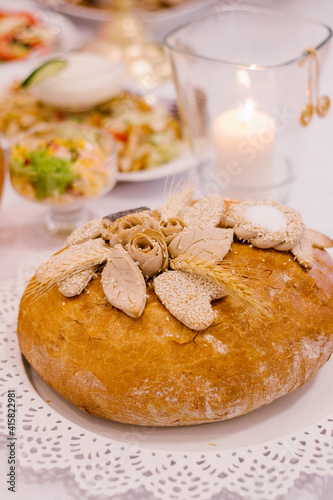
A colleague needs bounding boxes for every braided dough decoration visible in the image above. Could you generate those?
[226,200,333,268]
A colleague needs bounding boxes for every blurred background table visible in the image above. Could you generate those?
[0,1,333,499]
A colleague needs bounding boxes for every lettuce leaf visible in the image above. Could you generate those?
[16,149,77,200]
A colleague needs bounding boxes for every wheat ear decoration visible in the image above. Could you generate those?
[159,182,194,220]
[24,262,106,305]
[170,254,271,319]
[30,240,112,293]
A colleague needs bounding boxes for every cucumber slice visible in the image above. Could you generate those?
[21,59,67,88]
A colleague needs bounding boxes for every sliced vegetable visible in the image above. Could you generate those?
[21,59,67,88]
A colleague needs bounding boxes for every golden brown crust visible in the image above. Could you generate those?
[17,237,333,426]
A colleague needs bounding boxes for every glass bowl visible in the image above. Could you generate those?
[31,52,125,111]
[164,6,332,201]
[8,122,117,237]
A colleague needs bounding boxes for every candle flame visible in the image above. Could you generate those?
[239,99,254,124]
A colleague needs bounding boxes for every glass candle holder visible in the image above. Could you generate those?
[164,6,332,201]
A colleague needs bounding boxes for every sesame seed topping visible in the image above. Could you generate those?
[66,219,105,247]
[58,264,99,298]
[179,195,224,229]
[225,200,305,252]
[154,270,225,330]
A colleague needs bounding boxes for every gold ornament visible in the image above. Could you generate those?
[316,95,330,117]
[300,103,313,127]
[299,47,330,126]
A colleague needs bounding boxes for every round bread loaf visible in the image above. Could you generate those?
[17,241,333,426]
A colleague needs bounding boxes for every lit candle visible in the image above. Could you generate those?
[212,100,275,193]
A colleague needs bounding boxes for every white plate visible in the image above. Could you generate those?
[32,0,211,22]
[32,0,215,41]
[116,149,196,183]
[34,0,112,22]
[24,354,333,452]
[0,131,192,184]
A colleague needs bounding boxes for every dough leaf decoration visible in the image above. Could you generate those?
[101,245,146,318]
[168,226,234,262]
[158,217,185,244]
[103,213,158,246]
[179,194,225,228]
[154,270,226,330]
[291,232,314,269]
[305,228,333,249]
[128,228,168,279]
[58,265,99,297]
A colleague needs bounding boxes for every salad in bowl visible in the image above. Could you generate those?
[9,123,117,236]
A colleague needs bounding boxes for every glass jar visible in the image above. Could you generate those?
[164,6,332,201]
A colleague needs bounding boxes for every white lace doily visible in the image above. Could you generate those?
[1,253,333,500]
